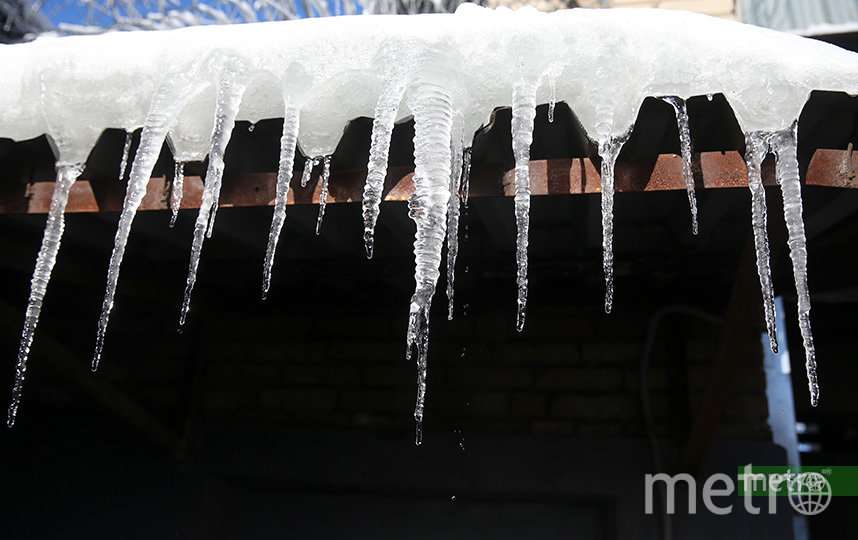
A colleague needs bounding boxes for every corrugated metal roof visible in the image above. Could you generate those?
[741,0,858,36]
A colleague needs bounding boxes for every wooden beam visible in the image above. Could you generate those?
[3,148,856,215]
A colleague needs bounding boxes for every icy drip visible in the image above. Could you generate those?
[179,77,246,327]
[406,81,453,446]
[7,163,83,427]
[300,157,316,188]
[461,147,472,206]
[315,155,332,235]
[169,161,185,228]
[261,101,300,300]
[362,81,406,258]
[744,132,779,354]
[93,77,207,370]
[599,135,627,314]
[548,76,556,123]
[771,124,818,406]
[118,130,133,182]
[446,114,465,320]
[662,96,698,235]
[511,80,537,331]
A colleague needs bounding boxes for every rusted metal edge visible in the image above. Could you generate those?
[5,148,855,215]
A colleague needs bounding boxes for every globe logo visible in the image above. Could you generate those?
[788,472,832,516]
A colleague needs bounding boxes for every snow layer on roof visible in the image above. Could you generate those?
[0,4,856,163]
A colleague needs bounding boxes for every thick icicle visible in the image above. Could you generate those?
[7,163,83,427]
[118,130,133,182]
[744,132,779,354]
[511,79,537,331]
[93,74,208,370]
[446,114,465,320]
[261,100,300,300]
[300,157,315,188]
[662,96,698,235]
[179,76,247,327]
[599,135,627,314]
[169,161,184,228]
[772,123,818,406]
[362,80,406,258]
[315,155,332,235]
[406,80,453,446]
[461,147,472,206]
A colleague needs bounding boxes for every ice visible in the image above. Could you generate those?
[300,157,315,188]
[179,70,247,327]
[362,80,406,259]
[261,100,300,300]
[511,79,537,331]
[599,134,628,314]
[661,96,698,235]
[406,80,453,445]
[744,131,779,355]
[170,161,185,228]
[93,72,209,370]
[548,75,556,123]
[461,147,472,206]
[315,155,332,235]
[446,113,465,320]
[118,130,133,182]
[7,163,83,427]
[771,123,819,406]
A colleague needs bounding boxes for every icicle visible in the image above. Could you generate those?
[261,100,300,300]
[511,79,537,331]
[300,157,315,188]
[461,147,472,206]
[7,163,83,427]
[548,75,556,123]
[118,130,133,182]
[598,134,628,314]
[93,74,208,371]
[169,161,184,228]
[406,80,453,446]
[744,132,779,354]
[179,76,247,327]
[446,114,465,320]
[315,155,332,235]
[362,80,406,259]
[662,96,698,235]
[772,123,818,406]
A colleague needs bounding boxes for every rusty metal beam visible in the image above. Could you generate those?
[4,148,855,215]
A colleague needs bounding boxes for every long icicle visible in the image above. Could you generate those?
[362,80,406,258]
[300,157,315,188]
[169,161,185,228]
[406,80,453,446]
[511,79,537,331]
[745,132,779,354]
[7,163,83,427]
[461,147,472,206]
[599,135,627,314]
[118,130,133,182]
[179,75,247,327]
[772,122,818,405]
[261,99,300,300]
[446,114,465,320]
[662,96,698,235]
[315,155,332,235]
[93,74,208,370]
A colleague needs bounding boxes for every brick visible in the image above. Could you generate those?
[536,368,621,391]
[326,340,402,361]
[580,341,639,364]
[257,388,338,412]
[362,365,413,387]
[551,395,638,420]
[340,389,413,414]
[578,423,623,437]
[447,368,532,388]
[281,364,361,386]
[531,421,575,436]
[500,343,580,364]
[511,393,547,417]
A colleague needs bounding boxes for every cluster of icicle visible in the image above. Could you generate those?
[5,6,850,438]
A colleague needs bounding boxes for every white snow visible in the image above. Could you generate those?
[3,5,856,427]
